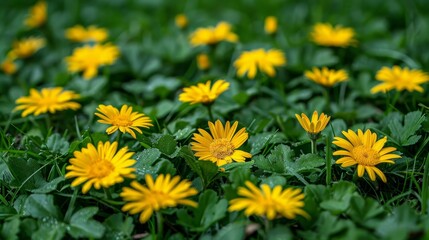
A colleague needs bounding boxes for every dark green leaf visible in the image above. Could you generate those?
[1,217,20,240]
[23,194,60,219]
[388,111,425,146]
[31,177,65,194]
[44,133,69,155]
[156,134,177,156]
[295,153,325,171]
[32,218,66,240]
[68,207,105,239]
[177,190,228,232]
[103,213,134,240]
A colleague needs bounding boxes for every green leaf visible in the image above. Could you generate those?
[347,195,385,227]
[261,175,286,188]
[156,134,177,156]
[174,126,195,141]
[134,148,176,179]
[254,144,293,173]
[388,111,425,146]
[103,213,134,240]
[32,218,66,240]
[320,181,357,214]
[44,133,69,155]
[180,146,202,177]
[177,190,228,232]
[295,153,325,171]
[198,161,219,188]
[31,177,65,194]
[68,207,105,239]
[309,49,339,67]
[267,225,293,240]
[23,194,60,219]
[213,222,246,240]
[1,217,20,240]
[7,158,44,190]
[376,204,420,240]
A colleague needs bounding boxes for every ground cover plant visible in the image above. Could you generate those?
[1,0,429,239]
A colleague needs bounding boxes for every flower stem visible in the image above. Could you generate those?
[386,90,400,114]
[325,136,332,186]
[310,139,317,154]
[115,132,123,144]
[156,212,164,239]
[104,187,112,200]
[422,154,429,214]
[206,104,214,121]
[64,188,78,223]
[264,217,271,234]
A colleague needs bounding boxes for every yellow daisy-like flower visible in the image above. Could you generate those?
[24,1,46,29]
[121,174,198,223]
[9,37,45,59]
[1,59,17,75]
[295,111,330,135]
[234,48,286,79]
[228,181,308,220]
[264,16,278,35]
[65,25,109,43]
[191,120,252,166]
[189,21,238,46]
[370,66,429,94]
[175,14,188,29]
[196,53,210,70]
[14,87,80,117]
[66,43,120,80]
[179,79,229,105]
[304,67,348,87]
[95,104,153,139]
[65,141,136,194]
[333,129,401,183]
[310,23,357,47]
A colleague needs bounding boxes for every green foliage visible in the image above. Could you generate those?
[387,111,425,146]
[177,190,228,232]
[1,0,429,238]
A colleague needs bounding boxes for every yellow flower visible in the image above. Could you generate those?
[196,53,210,70]
[9,37,45,59]
[95,104,153,139]
[234,48,286,79]
[65,141,136,194]
[191,120,252,166]
[305,67,348,87]
[179,79,229,105]
[14,87,80,117]
[24,1,46,28]
[189,21,238,46]
[66,43,120,80]
[333,129,401,183]
[65,25,109,43]
[121,174,198,223]
[295,111,330,135]
[1,59,17,75]
[310,23,357,47]
[264,16,278,35]
[175,14,188,29]
[228,181,308,220]
[370,66,429,94]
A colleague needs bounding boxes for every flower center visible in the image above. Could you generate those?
[351,145,379,166]
[210,138,235,159]
[39,97,57,106]
[113,116,133,127]
[89,160,114,178]
[200,94,212,103]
